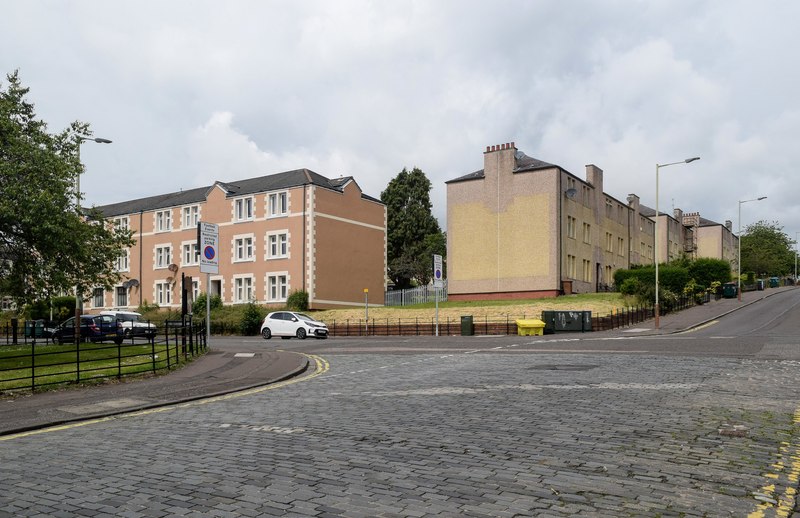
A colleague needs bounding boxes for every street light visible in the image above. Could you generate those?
[737,196,767,302]
[74,135,112,345]
[795,231,799,286]
[75,136,112,202]
[654,156,700,329]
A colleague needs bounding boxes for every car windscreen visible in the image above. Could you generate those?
[295,314,316,322]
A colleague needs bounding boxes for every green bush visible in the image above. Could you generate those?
[240,301,265,335]
[286,290,309,312]
[687,258,731,288]
[192,293,223,314]
[137,299,160,313]
[613,265,688,295]
[614,264,692,309]
[619,277,642,296]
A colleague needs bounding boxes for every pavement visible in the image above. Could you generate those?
[0,347,310,436]
[0,285,793,437]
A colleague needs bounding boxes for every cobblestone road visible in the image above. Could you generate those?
[2,350,800,517]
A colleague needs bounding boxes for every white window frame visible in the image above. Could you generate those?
[155,210,172,232]
[155,244,172,269]
[266,231,289,259]
[233,275,255,304]
[182,205,200,229]
[268,192,288,218]
[233,234,255,262]
[116,248,130,272]
[182,241,199,266]
[155,281,172,305]
[234,197,254,222]
[266,273,288,302]
[113,216,129,232]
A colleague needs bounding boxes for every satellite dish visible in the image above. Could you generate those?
[168,263,179,272]
[165,276,174,283]
[128,279,139,287]
[565,188,577,199]
[122,280,131,289]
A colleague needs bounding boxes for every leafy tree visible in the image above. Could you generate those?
[0,71,134,308]
[381,167,445,289]
[740,220,794,277]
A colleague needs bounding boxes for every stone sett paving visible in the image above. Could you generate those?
[2,353,800,517]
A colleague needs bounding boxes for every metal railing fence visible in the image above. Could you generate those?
[324,295,699,337]
[384,283,447,306]
[0,321,207,393]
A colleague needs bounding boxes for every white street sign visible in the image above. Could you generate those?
[198,222,219,274]
[433,254,443,288]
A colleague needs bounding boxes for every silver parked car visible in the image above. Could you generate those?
[100,310,157,339]
[260,311,328,340]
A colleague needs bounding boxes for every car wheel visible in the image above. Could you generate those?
[261,328,271,340]
[55,335,64,345]
[124,329,132,339]
[296,328,307,340]
[114,337,123,345]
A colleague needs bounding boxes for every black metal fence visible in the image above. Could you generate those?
[0,320,207,393]
[324,295,699,337]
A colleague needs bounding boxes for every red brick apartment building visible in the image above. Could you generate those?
[92,169,386,311]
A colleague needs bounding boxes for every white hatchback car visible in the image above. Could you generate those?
[260,311,328,340]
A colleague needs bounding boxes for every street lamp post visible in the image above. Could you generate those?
[795,231,799,285]
[654,157,700,329]
[74,136,112,345]
[736,196,767,302]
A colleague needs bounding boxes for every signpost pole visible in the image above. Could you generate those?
[198,221,219,347]
[364,288,369,335]
[206,273,210,344]
[435,285,439,337]
[433,254,443,337]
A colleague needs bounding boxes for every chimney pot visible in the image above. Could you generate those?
[486,146,490,152]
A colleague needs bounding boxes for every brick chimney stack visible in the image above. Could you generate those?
[483,142,517,186]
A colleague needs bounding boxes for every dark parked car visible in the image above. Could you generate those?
[52,315,123,345]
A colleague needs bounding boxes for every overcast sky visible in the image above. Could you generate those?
[3,1,799,240]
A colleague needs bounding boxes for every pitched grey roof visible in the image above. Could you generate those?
[638,204,657,218]
[513,151,559,173]
[446,149,559,184]
[94,168,379,218]
[698,216,724,227]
